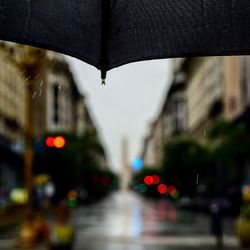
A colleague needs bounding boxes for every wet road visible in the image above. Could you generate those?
[0,191,240,249]
[72,191,239,250]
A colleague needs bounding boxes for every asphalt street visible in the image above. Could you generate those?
[0,191,240,250]
[72,191,239,250]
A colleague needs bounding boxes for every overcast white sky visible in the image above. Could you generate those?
[67,57,172,172]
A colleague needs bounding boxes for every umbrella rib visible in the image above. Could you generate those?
[100,0,111,84]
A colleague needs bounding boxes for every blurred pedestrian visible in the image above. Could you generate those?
[210,200,224,248]
[48,202,75,250]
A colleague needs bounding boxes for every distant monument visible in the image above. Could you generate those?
[120,137,130,191]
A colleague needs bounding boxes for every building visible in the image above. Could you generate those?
[224,56,250,121]
[0,42,26,143]
[177,56,250,137]
[141,54,250,171]
[241,57,250,109]
[182,57,224,138]
[0,42,26,191]
[0,42,108,197]
[31,52,101,137]
[40,56,77,133]
[141,55,250,168]
[162,72,187,139]
[141,134,156,168]
[32,52,108,168]
[141,71,187,167]
[141,119,163,168]
[175,56,250,137]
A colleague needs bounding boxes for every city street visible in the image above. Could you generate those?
[0,191,240,249]
[1,2,250,250]
[73,191,238,250]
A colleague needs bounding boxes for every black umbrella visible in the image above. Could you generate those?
[1,0,250,81]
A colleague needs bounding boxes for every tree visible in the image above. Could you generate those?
[34,130,117,203]
[207,119,250,198]
[161,139,209,197]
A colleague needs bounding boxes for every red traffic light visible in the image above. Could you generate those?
[158,184,167,194]
[152,175,160,184]
[45,137,54,147]
[45,136,66,148]
[144,176,154,185]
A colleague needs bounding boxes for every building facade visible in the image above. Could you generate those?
[141,134,157,168]
[0,42,26,192]
[45,58,76,133]
[0,43,26,143]
[0,42,108,198]
[185,57,224,137]
[141,55,250,168]
[141,71,187,167]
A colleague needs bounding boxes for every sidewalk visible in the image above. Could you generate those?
[0,239,47,250]
[0,208,25,231]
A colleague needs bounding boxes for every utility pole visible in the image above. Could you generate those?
[17,46,47,210]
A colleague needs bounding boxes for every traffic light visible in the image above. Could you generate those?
[45,136,66,149]
[144,176,153,185]
[158,184,167,194]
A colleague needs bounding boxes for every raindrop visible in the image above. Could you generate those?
[35,73,41,79]
[25,81,31,86]
[58,85,62,91]
[25,76,31,82]
[40,80,44,87]
[32,92,37,99]
[39,89,42,96]
[196,174,199,185]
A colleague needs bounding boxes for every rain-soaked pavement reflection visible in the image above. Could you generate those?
[72,191,238,250]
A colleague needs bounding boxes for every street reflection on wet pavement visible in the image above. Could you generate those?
[72,191,238,250]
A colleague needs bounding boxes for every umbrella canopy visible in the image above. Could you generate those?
[1,0,250,80]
